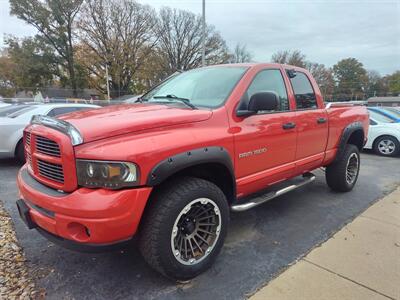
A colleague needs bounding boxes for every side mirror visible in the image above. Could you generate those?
[237,92,279,117]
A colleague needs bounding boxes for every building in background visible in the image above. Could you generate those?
[367,96,400,107]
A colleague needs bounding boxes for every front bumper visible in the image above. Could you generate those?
[17,166,152,246]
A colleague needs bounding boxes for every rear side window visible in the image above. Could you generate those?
[289,72,317,110]
[244,69,290,112]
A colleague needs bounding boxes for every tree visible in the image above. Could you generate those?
[229,43,252,63]
[0,36,60,97]
[10,0,83,96]
[77,0,157,97]
[155,7,230,74]
[5,36,58,91]
[0,51,17,97]
[386,71,400,96]
[332,58,368,100]
[306,62,335,100]
[365,70,388,98]
[271,50,307,68]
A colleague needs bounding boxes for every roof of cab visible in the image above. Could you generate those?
[206,62,308,71]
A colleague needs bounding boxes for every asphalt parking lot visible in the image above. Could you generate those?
[0,152,399,300]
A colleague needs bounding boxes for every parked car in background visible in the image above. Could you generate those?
[381,106,400,118]
[0,101,10,108]
[0,103,99,162]
[368,107,400,123]
[364,110,400,156]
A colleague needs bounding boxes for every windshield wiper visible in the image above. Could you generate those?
[153,94,197,109]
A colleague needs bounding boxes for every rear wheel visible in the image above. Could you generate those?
[139,177,229,280]
[373,136,399,157]
[326,144,360,192]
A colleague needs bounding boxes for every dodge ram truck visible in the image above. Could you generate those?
[16,63,369,280]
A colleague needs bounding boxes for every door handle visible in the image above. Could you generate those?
[317,117,327,124]
[282,122,296,129]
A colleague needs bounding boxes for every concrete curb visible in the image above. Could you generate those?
[250,187,400,300]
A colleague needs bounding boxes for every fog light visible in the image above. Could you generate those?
[67,222,90,242]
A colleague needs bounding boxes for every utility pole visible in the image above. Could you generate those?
[105,63,110,101]
[201,0,206,67]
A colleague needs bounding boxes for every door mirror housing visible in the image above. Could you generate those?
[237,91,279,117]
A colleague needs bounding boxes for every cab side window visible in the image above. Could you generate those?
[289,72,317,110]
[243,69,290,112]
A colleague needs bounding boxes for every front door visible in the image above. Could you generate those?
[233,68,297,196]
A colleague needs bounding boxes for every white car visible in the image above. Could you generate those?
[0,103,99,161]
[0,101,10,108]
[364,110,400,156]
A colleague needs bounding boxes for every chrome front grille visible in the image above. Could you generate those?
[24,130,70,189]
[37,159,64,183]
[36,136,61,157]
[26,152,33,169]
[25,132,31,146]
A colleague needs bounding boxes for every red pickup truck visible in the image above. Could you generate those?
[17,63,369,280]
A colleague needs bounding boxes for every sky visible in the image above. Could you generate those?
[0,0,399,75]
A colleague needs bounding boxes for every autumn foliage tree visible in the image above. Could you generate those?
[77,0,157,97]
[271,50,307,68]
[228,43,253,63]
[10,0,83,96]
[2,2,399,99]
[155,7,230,74]
[333,58,368,100]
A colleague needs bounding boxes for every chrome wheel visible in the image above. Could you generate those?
[378,139,396,155]
[346,152,359,185]
[171,198,221,265]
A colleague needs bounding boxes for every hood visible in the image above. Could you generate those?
[59,103,212,143]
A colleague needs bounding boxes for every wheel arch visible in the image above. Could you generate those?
[14,137,24,156]
[146,147,236,204]
[334,122,365,162]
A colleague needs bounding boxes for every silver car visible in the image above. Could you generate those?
[0,103,99,162]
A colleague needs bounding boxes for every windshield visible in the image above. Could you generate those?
[0,105,33,117]
[141,66,248,108]
[369,110,395,123]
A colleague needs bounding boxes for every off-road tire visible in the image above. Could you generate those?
[16,140,25,163]
[326,144,360,192]
[139,176,229,280]
[373,135,400,157]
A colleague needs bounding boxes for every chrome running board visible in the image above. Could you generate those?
[231,173,316,212]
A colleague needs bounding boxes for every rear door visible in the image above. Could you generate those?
[288,71,329,172]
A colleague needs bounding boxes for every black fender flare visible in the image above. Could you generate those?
[334,121,364,163]
[146,146,235,187]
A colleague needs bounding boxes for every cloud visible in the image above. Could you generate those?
[1,0,399,74]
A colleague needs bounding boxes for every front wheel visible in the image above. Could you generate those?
[139,177,229,280]
[326,144,360,192]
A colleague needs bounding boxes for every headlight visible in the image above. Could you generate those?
[76,160,139,189]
